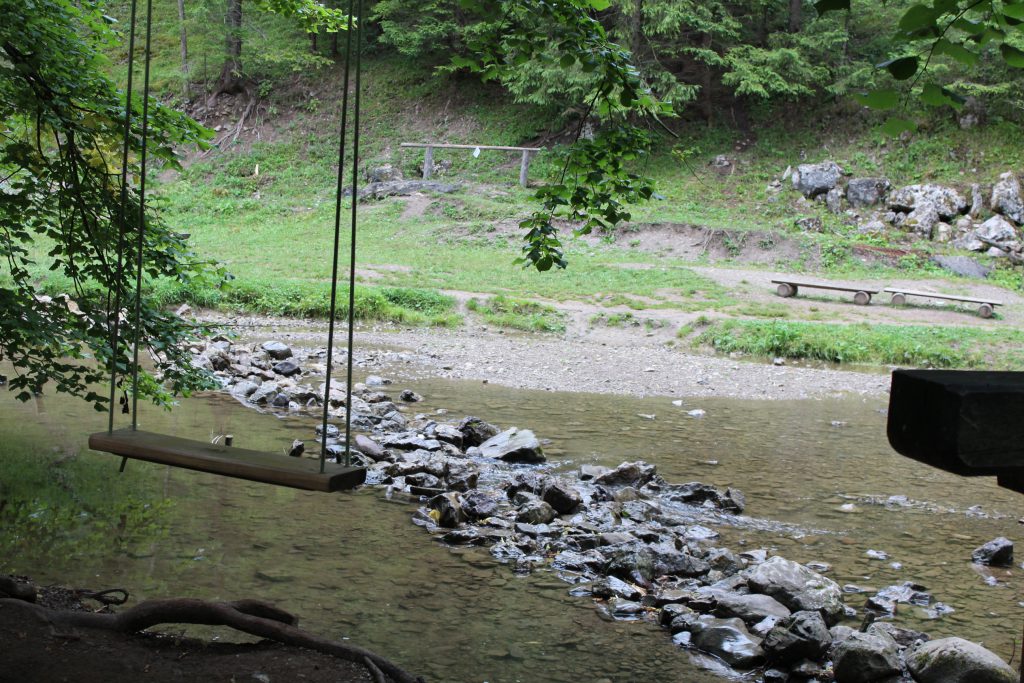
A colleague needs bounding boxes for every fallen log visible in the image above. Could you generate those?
[0,597,424,683]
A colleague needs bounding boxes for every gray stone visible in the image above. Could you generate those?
[847,177,891,208]
[951,233,986,252]
[593,461,656,488]
[462,490,501,519]
[889,184,968,220]
[977,214,1017,245]
[826,186,845,214]
[270,392,291,408]
[516,498,556,525]
[903,203,940,237]
[383,433,443,451]
[792,160,844,198]
[970,183,987,218]
[541,479,582,514]
[354,434,387,461]
[709,589,791,625]
[991,171,1024,224]
[261,341,293,360]
[934,222,953,242]
[831,631,900,683]
[691,616,766,668]
[743,556,844,625]
[477,427,545,463]
[229,380,259,399]
[366,163,402,183]
[355,180,462,201]
[457,416,500,448]
[907,637,1017,683]
[272,359,301,377]
[428,492,466,528]
[399,389,422,402]
[972,537,1014,566]
[762,610,832,664]
[661,602,698,629]
[593,575,643,601]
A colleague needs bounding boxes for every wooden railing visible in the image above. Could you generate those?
[400,142,544,187]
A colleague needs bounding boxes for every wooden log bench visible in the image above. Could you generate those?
[400,142,544,187]
[771,279,879,305]
[883,287,1002,318]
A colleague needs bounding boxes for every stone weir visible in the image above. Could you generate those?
[194,337,1018,683]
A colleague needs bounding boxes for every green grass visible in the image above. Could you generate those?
[694,319,1024,369]
[466,295,565,333]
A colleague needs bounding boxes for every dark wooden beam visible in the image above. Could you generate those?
[887,369,1024,493]
[89,430,365,493]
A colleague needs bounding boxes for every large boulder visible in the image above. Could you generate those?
[991,171,1024,224]
[428,492,466,528]
[475,428,545,463]
[831,631,901,683]
[792,161,844,198]
[708,589,791,625]
[903,203,940,238]
[931,255,991,279]
[847,177,891,208]
[593,461,657,488]
[541,479,582,514]
[976,214,1018,246]
[458,416,500,447]
[762,610,832,665]
[907,637,1017,683]
[690,616,766,668]
[743,556,844,625]
[889,184,968,220]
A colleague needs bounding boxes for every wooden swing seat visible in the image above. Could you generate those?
[89,429,366,493]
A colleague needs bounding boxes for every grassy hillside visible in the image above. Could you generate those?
[71,1,1024,369]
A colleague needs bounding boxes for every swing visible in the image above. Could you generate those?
[89,0,367,493]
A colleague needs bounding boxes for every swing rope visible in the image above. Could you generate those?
[106,0,139,435]
[107,0,364,477]
[320,0,363,472]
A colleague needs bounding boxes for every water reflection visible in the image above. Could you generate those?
[2,370,1022,681]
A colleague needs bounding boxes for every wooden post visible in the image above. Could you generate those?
[519,150,531,188]
[423,146,434,179]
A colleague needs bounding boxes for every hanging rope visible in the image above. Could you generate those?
[129,0,155,430]
[107,0,140,435]
[320,0,362,472]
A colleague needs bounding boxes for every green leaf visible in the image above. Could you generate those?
[878,56,919,80]
[933,38,979,65]
[814,0,850,13]
[899,4,939,32]
[585,0,611,10]
[920,83,956,107]
[881,117,918,136]
[952,17,985,35]
[1000,43,1024,67]
[1003,3,1024,20]
[854,89,901,110]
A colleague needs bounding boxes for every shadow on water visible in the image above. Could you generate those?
[2,368,1022,682]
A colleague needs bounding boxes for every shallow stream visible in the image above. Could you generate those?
[2,362,1022,682]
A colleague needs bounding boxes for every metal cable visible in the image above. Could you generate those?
[107,0,139,435]
[342,0,366,468]
[320,0,358,473]
[129,0,155,430]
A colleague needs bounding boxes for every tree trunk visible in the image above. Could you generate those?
[700,33,713,125]
[789,0,803,33]
[177,0,190,98]
[331,30,339,58]
[215,0,244,96]
[630,0,643,60]
[309,32,318,54]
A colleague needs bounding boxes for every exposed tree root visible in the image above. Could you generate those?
[0,597,424,683]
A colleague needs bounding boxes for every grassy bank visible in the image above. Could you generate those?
[691,319,1024,369]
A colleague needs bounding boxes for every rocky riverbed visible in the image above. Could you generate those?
[190,335,1018,683]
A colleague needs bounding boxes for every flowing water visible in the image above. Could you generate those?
[2,362,1023,683]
